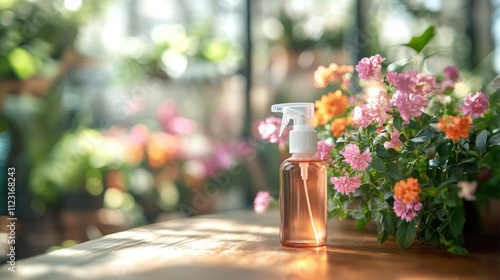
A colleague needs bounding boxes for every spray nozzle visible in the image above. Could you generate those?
[271,103,317,154]
[271,103,315,136]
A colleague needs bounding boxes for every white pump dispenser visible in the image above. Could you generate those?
[271,103,317,154]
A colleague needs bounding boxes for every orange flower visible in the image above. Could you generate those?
[313,64,354,89]
[313,112,329,127]
[314,65,331,89]
[436,115,472,141]
[315,90,349,121]
[147,132,178,169]
[328,63,354,85]
[394,178,421,205]
[330,116,353,138]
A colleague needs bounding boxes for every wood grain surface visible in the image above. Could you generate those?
[1,210,498,280]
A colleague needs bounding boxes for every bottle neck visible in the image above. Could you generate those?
[290,153,317,160]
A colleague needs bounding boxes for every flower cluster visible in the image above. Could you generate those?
[309,53,499,255]
[393,178,423,222]
[314,63,354,89]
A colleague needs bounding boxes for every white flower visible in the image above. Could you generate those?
[457,181,477,201]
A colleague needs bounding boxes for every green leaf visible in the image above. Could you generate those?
[396,220,417,249]
[350,211,365,219]
[382,212,395,235]
[466,150,479,157]
[411,127,436,143]
[437,140,453,159]
[436,221,449,234]
[449,206,465,237]
[436,209,448,221]
[354,184,370,197]
[355,218,367,230]
[328,207,343,219]
[408,120,421,130]
[419,228,432,244]
[339,211,348,221]
[403,25,436,54]
[444,196,458,207]
[360,201,369,211]
[377,145,400,160]
[419,113,432,123]
[458,157,477,165]
[385,162,403,181]
[377,230,391,243]
[447,245,468,255]
[475,130,488,153]
[437,176,457,188]
[423,186,438,197]
[370,154,387,171]
[387,58,411,73]
[488,133,500,146]
[393,116,403,131]
[376,145,390,158]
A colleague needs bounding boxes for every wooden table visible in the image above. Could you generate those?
[1,210,499,279]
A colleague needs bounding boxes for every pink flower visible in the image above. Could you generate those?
[443,66,459,80]
[457,181,477,201]
[440,79,455,91]
[348,96,357,105]
[353,105,373,128]
[353,92,392,127]
[355,54,385,82]
[340,144,372,171]
[367,91,393,125]
[316,141,334,162]
[384,129,403,151]
[256,116,291,150]
[330,172,361,195]
[390,90,428,123]
[393,197,422,222]
[460,92,489,118]
[128,124,150,147]
[157,101,196,135]
[440,67,459,92]
[211,142,236,172]
[386,70,435,96]
[386,71,417,94]
[254,191,273,214]
[415,73,436,96]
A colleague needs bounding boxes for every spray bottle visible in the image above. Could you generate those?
[271,103,327,247]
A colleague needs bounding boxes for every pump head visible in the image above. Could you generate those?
[271,103,317,154]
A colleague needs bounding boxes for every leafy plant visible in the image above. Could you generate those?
[0,0,112,80]
[258,27,499,254]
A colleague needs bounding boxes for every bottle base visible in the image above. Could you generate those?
[280,240,326,248]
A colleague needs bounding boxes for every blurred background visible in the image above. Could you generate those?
[0,0,498,259]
